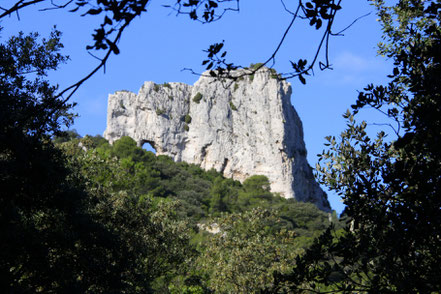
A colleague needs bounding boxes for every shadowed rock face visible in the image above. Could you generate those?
[104,68,330,211]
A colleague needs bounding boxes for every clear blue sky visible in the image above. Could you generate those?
[2,0,393,214]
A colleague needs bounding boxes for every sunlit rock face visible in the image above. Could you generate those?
[104,68,330,211]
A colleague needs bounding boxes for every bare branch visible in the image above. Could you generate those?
[262,4,301,70]
[183,0,346,85]
[87,50,103,62]
[182,2,302,83]
[55,21,129,103]
[368,122,400,137]
[280,0,295,16]
[0,0,44,19]
[332,12,371,36]
[282,0,342,80]
[39,0,74,11]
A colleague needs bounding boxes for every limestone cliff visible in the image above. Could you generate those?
[104,68,330,211]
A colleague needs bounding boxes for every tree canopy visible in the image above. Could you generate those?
[272,1,441,292]
[0,30,193,293]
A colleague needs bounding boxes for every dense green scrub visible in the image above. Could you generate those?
[57,133,340,292]
[62,134,336,225]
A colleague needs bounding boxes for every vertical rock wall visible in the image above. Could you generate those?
[104,69,330,211]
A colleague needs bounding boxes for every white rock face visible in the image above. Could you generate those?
[104,68,330,211]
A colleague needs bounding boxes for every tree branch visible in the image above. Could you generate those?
[39,0,74,11]
[0,0,44,19]
[332,12,371,36]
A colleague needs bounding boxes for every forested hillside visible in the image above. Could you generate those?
[54,132,340,292]
[60,133,335,222]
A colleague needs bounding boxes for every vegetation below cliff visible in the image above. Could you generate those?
[54,132,341,292]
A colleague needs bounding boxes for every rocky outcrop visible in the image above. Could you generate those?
[104,68,330,211]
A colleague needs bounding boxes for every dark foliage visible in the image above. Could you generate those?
[0,31,192,293]
[271,1,441,292]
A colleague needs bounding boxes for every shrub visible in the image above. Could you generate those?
[184,124,189,131]
[156,108,165,116]
[193,92,203,103]
[249,63,264,70]
[229,101,237,111]
[185,114,192,124]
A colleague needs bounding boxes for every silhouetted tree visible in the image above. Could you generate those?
[0,30,192,293]
[272,1,441,292]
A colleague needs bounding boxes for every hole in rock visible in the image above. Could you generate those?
[142,141,156,154]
